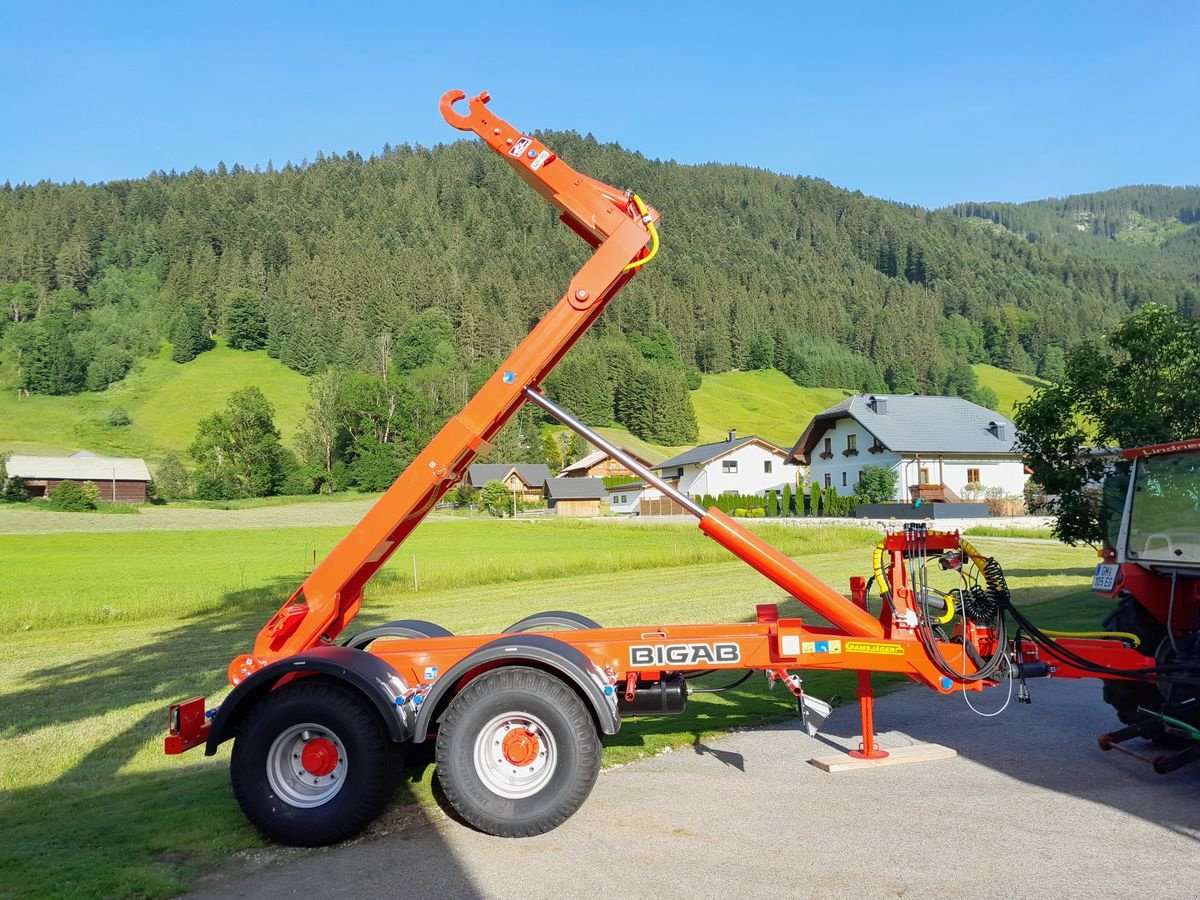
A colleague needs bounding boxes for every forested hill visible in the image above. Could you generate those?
[2,133,1198,407]
[948,185,1200,283]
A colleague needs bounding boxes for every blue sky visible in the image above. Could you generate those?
[3,1,1197,208]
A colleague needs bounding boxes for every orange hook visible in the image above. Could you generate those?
[440,89,491,131]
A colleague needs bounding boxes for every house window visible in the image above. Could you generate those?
[824,474,832,489]
[842,472,847,487]
[847,434,857,452]
[764,460,773,474]
[722,460,738,473]
[967,468,981,484]
[823,438,832,454]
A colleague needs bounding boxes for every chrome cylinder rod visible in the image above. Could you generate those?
[521,387,706,518]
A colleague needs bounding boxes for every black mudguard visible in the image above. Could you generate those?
[412,633,620,742]
[204,645,415,755]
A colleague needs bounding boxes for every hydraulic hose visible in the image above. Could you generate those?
[623,194,659,271]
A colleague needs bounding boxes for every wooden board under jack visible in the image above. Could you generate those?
[808,742,957,773]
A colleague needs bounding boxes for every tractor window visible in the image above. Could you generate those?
[1127,449,1200,567]
[1101,469,1129,552]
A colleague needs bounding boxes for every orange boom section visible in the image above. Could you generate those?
[230,89,884,689]
[232,91,660,682]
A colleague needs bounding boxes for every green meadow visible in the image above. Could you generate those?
[0,512,1104,898]
[0,340,309,462]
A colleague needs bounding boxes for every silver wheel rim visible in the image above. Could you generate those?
[473,711,557,800]
[266,723,348,808]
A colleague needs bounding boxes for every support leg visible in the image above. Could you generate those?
[849,671,889,760]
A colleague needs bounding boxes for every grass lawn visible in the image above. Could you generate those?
[689,370,850,448]
[0,517,1105,897]
[972,363,1048,418]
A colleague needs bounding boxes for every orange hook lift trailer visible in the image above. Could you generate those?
[165,91,1184,846]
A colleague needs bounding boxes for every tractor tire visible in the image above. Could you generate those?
[231,680,396,846]
[1101,595,1166,725]
[435,666,601,837]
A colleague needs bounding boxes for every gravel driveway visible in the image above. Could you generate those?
[190,678,1200,899]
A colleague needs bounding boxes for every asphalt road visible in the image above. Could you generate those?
[191,679,1200,899]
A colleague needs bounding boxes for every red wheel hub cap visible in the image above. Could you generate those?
[501,728,540,767]
[300,737,339,776]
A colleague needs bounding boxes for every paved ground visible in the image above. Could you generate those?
[191,679,1200,899]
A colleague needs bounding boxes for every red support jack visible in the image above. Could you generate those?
[849,671,889,760]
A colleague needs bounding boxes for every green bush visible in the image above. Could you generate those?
[79,481,102,507]
[854,465,898,504]
[3,475,29,502]
[153,454,193,501]
[107,407,132,427]
[479,480,513,517]
[49,480,96,511]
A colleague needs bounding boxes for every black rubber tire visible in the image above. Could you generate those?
[1102,596,1166,725]
[502,610,601,633]
[343,619,453,649]
[435,666,601,837]
[230,680,395,847]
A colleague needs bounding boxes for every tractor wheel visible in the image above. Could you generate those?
[1102,596,1166,725]
[435,666,601,837]
[231,680,396,846]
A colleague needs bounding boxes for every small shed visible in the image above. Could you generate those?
[544,477,605,517]
[5,452,152,502]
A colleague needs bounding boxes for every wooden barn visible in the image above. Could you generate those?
[5,451,152,503]
[543,477,605,517]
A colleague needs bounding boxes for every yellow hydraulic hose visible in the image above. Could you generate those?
[1041,629,1141,648]
[871,538,954,624]
[623,194,659,271]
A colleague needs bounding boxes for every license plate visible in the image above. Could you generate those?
[1091,563,1119,592]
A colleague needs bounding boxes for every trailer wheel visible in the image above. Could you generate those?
[231,680,395,846]
[435,666,601,837]
[502,610,601,633]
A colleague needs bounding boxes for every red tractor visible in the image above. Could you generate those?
[1093,439,1200,761]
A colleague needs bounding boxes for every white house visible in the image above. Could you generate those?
[651,430,800,501]
[605,481,643,515]
[790,395,1027,503]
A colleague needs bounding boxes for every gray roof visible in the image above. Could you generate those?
[653,434,786,470]
[467,464,552,488]
[544,477,606,500]
[791,394,1018,463]
[5,454,152,482]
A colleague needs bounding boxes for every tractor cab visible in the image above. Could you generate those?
[1115,441,1200,571]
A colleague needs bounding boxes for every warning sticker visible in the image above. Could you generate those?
[509,136,532,158]
[530,149,551,171]
[801,640,843,655]
[846,640,904,656]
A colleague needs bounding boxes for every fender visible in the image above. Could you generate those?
[205,645,415,755]
[413,634,620,742]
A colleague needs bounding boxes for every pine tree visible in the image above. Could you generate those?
[170,300,214,363]
[20,316,85,394]
[224,289,267,350]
